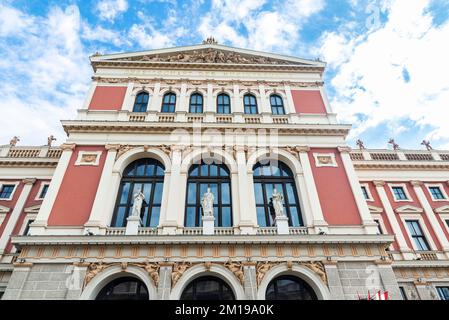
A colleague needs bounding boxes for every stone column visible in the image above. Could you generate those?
[297,147,328,233]
[30,143,75,235]
[374,181,414,259]
[233,83,244,123]
[322,261,345,300]
[235,146,257,234]
[162,145,185,234]
[283,84,296,114]
[242,263,257,300]
[84,144,119,234]
[411,180,449,255]
[375,260,402,300]
[0,178,35,254]
[157,264,172,300]
[1,263,33,300]
[338,147,378,234]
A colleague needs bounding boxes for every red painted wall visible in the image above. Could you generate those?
[48,146,106,226]
[308,149,361,225]
[291,90,327,114]
[88,86,127,111]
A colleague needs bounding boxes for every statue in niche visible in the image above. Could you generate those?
[201,188,214,217]
[131,191,145,218]
[272,188,285,218]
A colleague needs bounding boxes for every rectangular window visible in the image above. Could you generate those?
[437,287,449,300]
[23,219,34,236]
[374,219,383,235]
[392,186,408,200]
[361,186,369,200]
[399,287,408,300]
[0,185,15,199]
[39,184,49,199]
[406,220,430,251]
[429,186,445,200]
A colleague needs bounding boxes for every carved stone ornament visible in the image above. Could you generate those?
[80,154,97,164]
[317,155,333,165]
[116,145,135,159]
[171,262,193,288]
[224,261,244,284]
[300,261,327,285]
[83,262,110,288]
[115,48,303,65]
[256,261,281,286]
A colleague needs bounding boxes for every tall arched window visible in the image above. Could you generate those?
[266,276,317,300]
[96,277,149,300]
[253,161,303,227]
[161,92,176,113]
[270,94,285,115]
[112,159,165,228]
[243,94,258,114]
[189,93,203,113]
[217,93,231,114]
[181,276,235,300]
[133,92,149,112]
[185,161,232,227]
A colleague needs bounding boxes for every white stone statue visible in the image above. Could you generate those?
[201,188,214,217]
[272,188,285,217]
[131,191,145,217]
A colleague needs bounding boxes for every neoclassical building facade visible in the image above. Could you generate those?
[0,40,448,300]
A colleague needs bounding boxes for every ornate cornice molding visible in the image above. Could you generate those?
[60,143,76,151]
[373,180,386,187]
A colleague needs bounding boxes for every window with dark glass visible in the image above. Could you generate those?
[0,185,15,199]
[266,276,317,300]
[23,219,34,236]
[392,186,408,200]
[437,287,449,300]
[270,94,285,115]
[243,94,258,114]
[132,92,149,112]
[406,220,430,251]
[111,159,164,228]
[180,276,235,300]
[39,184,49,199]
[399,287,408,300]
[361,186,369,200]
[96,277,149,300]
[189,93,203,113]
[217,93,231,114]
[374,219,383,235]
[185,161,232,227]
[161,92,176,113]
[253,161,303,227]
[429,186,445,200]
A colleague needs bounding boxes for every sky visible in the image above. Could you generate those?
[0,0,448,150]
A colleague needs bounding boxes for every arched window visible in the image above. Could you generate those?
[181,276,235,300]
[266,275,317,300]
[243,94,258,114]
[132,92,149,112]
[161,92,176,113]
[253,161,303,227]
[185,161,232,227]
[96,277,149,300]
[189,93,203,113]
[217,93,231,114]
[111,159,165,228]
[270,94,285,115]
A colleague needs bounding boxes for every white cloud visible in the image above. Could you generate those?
[96,0,129,22]
[316,0,449,148]
[0,5,91,145]
[128,23,175,49]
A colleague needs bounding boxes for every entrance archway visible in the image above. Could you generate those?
[96,277,149,300]
[180,276,235,300]
[266,275,318,300]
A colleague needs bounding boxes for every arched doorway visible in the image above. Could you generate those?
[266,275,318,300]
[96,277,149,300]
[180,276,235,300]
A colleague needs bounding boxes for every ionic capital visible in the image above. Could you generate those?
[22,178,36,185]
[373,180,386,187]
[411,180,423,187]
[60,143,76,151]
[105,144,121,151]
[295,146,310,153]
[337,146,352,153]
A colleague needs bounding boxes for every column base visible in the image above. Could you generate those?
[202,216,215,235]
[125,216,141,235]
[275,216,289,235]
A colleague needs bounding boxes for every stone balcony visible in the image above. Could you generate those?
[350,149,449,164]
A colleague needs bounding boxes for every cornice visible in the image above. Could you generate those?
[0,159,59,168]
[353,162,449,171]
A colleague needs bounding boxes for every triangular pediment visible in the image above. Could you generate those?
[368,205,384,213]
[24,204,40,213]
[0,205,10,213]
[91,43,324,67]
[435,205,449,214]
[395,205,423,213]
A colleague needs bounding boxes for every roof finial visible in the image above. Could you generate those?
[202,36,218,45]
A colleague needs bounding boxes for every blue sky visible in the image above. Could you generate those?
[1,0,448,150]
